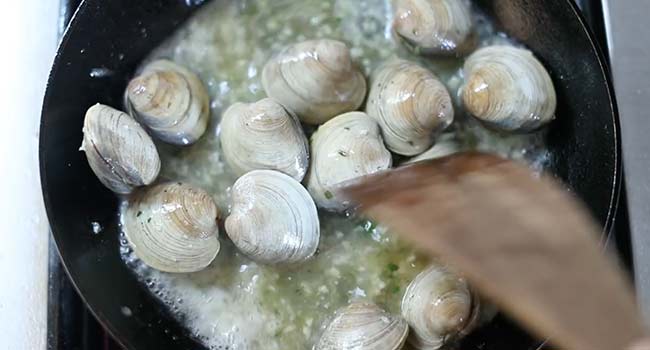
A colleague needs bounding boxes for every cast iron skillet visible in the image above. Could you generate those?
[40,0,620,349]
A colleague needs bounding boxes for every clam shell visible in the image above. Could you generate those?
[220,98,309,181]
[225,170,320,264]
[81,103,160,194]
[124,182,220,273]
[316,302,409,350]
[401,265,480,349]
[126,59,209,145]
[366,59,454,156]
[394,0,476,55]
[461,45,557,132]
[305,112,392,212]
[405,133,460,164]
[262,39,367,125]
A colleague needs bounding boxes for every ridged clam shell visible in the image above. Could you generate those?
[461,45,557,132]
[80,103,160,194]
[262,39,367,125]
[126,59,209,145]
[366,59,454,156]
[394,0,476,55]
[316,302,409,350]
[401,265,480,349]
[305,112,392,212]
[225,170,320,264]
[124,182,220,273]
[220,98,309,181]
[406,133,460,164]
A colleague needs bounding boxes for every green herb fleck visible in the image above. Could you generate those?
[387,263,399,272]
[392,285,400,294]
[324,190,333,199]
[363,220,377,233]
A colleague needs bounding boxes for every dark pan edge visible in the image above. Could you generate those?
[39,2,136,349]
[39,1,623,349]
[40,1,205,349]
[565,0,621,241]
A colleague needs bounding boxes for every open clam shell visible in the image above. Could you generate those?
[81,103,160,194]
[366,59,454,156]
[126,59,210,145]
[225,170,320,264]
[262,39,367,125]
[394,0,476,56]
[305,112,392,212]
[461,45,557,132]
[316,302,409,350]
[405,133,460,164]
[401,265,481,349]
[124,182,220,273]
[220,98,309,181]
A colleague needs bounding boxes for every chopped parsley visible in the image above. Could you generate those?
[387,263,399,272]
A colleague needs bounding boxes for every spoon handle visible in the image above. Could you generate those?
[344,152,646,350]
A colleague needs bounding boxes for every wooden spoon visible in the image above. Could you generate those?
[343,152,646,350]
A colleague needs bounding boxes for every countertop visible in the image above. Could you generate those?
[0,0,59,349]
[604,0,650,325]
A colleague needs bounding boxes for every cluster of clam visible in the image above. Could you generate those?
[80,0,557,348]
[80,58,219,273]
[316,264,483,350]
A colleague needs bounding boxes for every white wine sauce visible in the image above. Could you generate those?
[119,0,551,349]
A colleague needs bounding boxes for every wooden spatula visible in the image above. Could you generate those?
[343,152,647,350]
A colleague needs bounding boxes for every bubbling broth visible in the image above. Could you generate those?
[119,0,551,349]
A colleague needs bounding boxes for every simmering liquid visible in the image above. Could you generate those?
[119,0,550,348]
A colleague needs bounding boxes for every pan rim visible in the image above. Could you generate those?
[38,0,622,349]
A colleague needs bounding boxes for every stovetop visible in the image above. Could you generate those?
[46,1,633,349]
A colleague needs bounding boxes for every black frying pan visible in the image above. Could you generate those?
[39,0,620,349]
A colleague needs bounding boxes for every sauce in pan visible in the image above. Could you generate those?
[119,0,550,348]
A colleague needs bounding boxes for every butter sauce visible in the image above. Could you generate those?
[119,1,549,349]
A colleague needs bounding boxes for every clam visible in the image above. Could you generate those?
[316,302,409,350]
[80,103,161,194]
[305,112,392,212]
[406,133,460,164]
[461,45,557,132]
[366,59,454,156]
[124,182,220,273]
[220,98,309,181]
[401,265,481,349]
[261,39,367,125]
[225,170,319,264]
[393,0,476,56]
[126,59,210,145]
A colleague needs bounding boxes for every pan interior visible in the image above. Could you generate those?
[39,0,618,349]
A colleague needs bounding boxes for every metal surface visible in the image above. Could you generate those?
[603,0,650,325]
